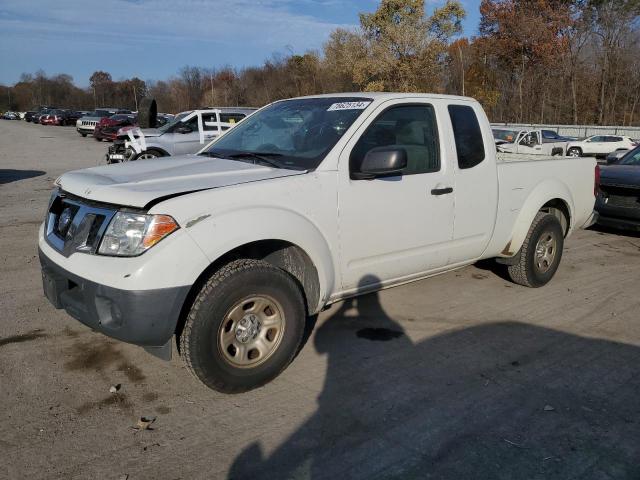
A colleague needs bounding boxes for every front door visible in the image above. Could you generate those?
[171,115,201,155]
[337,101,455,292]
[515,131,543,154]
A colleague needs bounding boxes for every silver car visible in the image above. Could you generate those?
[106,108,256,162]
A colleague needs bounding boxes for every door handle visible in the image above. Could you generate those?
[431,187,453,196]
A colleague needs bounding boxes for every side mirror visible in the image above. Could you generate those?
[353,147,407,180]
[606,155,618,165]
[176,125,193,134]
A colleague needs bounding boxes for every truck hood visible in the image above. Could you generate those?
[137,128,162,138]
[600,165,640,188]
[116,128,162,139]
[57,154,306,208]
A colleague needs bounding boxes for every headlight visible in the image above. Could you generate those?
[98,212,179,256]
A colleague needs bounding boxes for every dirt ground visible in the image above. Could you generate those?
[1,119,639,480]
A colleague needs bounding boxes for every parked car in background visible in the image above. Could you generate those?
[59,110,84,126]
[2,111,20,120]
[595,145,640,231]
[40,93,598,392]
[497,129,567,156]
[76,108,129,137]
[93,114,137,141]
[541,129,576,142]
[106,107,255,162]
[40,109,68,125]
[24,111,38,122]
[33,109,54,124]
[566,135,636,158]
[492,128,519,146]
[94,113,172,142]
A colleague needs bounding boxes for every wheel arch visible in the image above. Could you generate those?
[501,180,574,257]
[137,146,169,158]
[174,239,323,343]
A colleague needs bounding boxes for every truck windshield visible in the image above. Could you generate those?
[619,147,640,166]
[201,97,373,170]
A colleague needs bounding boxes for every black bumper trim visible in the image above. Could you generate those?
[596,214,640,232]
[39,248,190,348]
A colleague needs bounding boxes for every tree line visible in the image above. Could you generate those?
[1,0,639,126]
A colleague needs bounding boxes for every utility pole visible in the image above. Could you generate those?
[458,44,465,97]
[210,72,214,106]
[133,84,138,111]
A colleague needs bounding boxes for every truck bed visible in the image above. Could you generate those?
[483,152,596,258]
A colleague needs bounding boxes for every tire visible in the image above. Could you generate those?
[507,212,564,288]
[567,147,581,157]
[134,149,163,160]
[179,259,305,393]
[81,133,87,137]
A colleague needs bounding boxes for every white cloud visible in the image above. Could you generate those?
[0,0,356,50]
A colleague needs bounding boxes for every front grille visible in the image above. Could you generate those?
[81,120,97,126]
[45,191,116,257]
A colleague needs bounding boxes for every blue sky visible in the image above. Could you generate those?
[0,0,481,87]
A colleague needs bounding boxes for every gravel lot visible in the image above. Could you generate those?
[1,119,640,480]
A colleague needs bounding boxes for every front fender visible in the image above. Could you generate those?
[184,206,336,310]
[503,179,575,256]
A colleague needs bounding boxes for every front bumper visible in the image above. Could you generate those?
[76,126,94,134]
[39,247,189,349]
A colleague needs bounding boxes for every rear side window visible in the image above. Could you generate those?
[448,105,485,169]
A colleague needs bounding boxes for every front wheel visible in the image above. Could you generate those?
[567,147,581,157]
[134,149,162,160]
[507,212,564,288]
[179,259,305,393]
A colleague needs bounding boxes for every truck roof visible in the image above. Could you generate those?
[290,92,477,102]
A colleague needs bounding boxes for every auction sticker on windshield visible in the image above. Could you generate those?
[327,101,371,111]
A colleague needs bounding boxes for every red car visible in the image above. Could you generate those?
[93,114,137,141]
[40,109,68,126]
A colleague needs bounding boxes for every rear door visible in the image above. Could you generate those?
[337,99,455,291]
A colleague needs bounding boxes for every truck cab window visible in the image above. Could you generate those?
[350,105,440,178]
[448,105,485,169]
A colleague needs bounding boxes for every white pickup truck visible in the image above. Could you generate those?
[497,129,568,156]
[39,93,598,392]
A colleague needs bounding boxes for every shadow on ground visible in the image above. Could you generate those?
[229,276,640,480]
[0,169,45,185]
[589,224,640,239]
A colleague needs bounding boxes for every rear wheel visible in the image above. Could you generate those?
[179,259,305,393]
[508,212,564,288]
